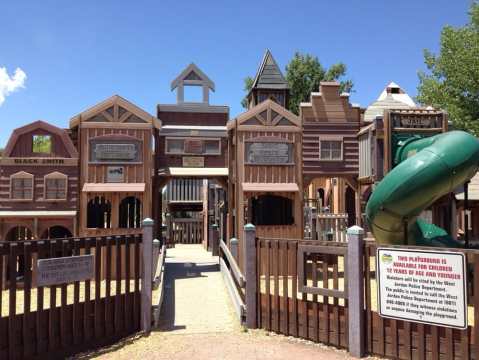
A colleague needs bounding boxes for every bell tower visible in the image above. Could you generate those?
[247,50,290,109]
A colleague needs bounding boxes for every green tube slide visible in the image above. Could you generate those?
[365,130,479,247]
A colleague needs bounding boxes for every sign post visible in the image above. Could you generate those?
[377,248,467,329]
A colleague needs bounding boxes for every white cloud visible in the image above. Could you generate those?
[0,67,27,106]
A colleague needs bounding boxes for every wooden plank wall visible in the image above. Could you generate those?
[0,235,142,359]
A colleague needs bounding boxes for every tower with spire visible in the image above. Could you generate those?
[247,50,290,109]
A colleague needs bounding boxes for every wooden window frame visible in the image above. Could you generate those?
[44,172,68,201]
[165,137,221,156]
[10,171,34,201]
[32,134,52,155]
[318,136,343,162]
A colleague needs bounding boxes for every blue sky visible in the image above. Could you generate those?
[0,0,471,146]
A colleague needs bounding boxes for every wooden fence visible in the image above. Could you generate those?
[0,234,143,359]
[364,241,479,360]
[170,218,203,245]
[231,223,479,360]
[255,237,348,347]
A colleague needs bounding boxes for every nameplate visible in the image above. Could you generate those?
[37,254,94,286]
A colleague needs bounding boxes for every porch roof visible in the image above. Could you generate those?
[166,167,228,177]
[82,183,145,192]
[0,211,77,217]
[242,182,299,192]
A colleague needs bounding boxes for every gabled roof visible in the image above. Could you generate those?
[251,50,289,90]
[228,99,300,130]
[171,63,215,91]
[4,120,78,158]
[69,95,159,128]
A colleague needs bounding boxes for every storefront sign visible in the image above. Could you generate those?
[107,166,124,182]
[183,156,204,167]
[245,142,292,165]
[37,254,94,287]
[377,248,467,329]
[0,158,77,166]
[184,139,203,154]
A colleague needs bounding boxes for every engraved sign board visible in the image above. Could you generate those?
[37,254,95,287]
[107,166,124,183]
[89,140,142,163]
[377,248,467,329]
[183,156,205,167]
[391,112,443,129]
[245,142,293,165]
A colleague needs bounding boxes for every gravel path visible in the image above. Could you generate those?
[75,244,354,360]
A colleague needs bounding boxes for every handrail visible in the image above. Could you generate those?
[219,241,245,288]
[153,244,167,327]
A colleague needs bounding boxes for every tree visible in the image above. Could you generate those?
[241,52,354,114]
[417,2,479,134]
[240,76,254,109]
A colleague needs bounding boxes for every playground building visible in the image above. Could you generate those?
[1,49,479,360]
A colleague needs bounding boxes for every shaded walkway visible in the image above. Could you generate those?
[157,244,240,334]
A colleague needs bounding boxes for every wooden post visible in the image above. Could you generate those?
[347,225,365,358]
[141,218,154,333]
[244,223,257,329]
[212,224,219,256]
[311,207,317,240]
[230,238,239,263]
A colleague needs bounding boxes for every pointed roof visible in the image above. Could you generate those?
[364,82,416,122]
[171,63,215,91]
[251,50,289,90]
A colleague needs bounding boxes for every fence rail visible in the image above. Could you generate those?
[0,234,143,360]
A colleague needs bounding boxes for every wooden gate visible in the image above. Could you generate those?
[0,234,142,359]
[170,218,203,244]
[256,237,348,348]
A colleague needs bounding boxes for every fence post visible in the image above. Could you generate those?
[347,225,365,358]
[212,224,220,256]
[141,218,154,333]
[230,238,239,263]
[244,223,257,329]
[152,238,160,280]
[311,207,318,240]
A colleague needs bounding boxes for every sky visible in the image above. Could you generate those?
[0,0,472,147]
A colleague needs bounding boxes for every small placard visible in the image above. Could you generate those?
[107,166,124,183]
[377,248,467,329]
[37,254,94,287]
[183,156,204,167]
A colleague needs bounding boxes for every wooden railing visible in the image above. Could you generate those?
[309,213,348,242]
[152,241,167,327]
[219,240,246,322]
[170,218,203,245]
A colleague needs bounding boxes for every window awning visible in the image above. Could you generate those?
[82,183,145,192]
[242,182,299,192]
[167,167,228,177]
[0,211,77,217]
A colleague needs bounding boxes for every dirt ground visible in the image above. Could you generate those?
[74,329,355,360]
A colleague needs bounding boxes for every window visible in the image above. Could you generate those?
[10,172,34,200]
[32,135,52,154]
[319,139,343,161]
[165,138,221,155]
[251,195,294,226]
[44,172,67,200]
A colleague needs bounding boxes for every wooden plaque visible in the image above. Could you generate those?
[183,156,204,167]
[245,142,293,165]
[37,254,95,286]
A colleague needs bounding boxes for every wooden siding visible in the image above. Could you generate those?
[157,110,227,127]
[8,128,70,158]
